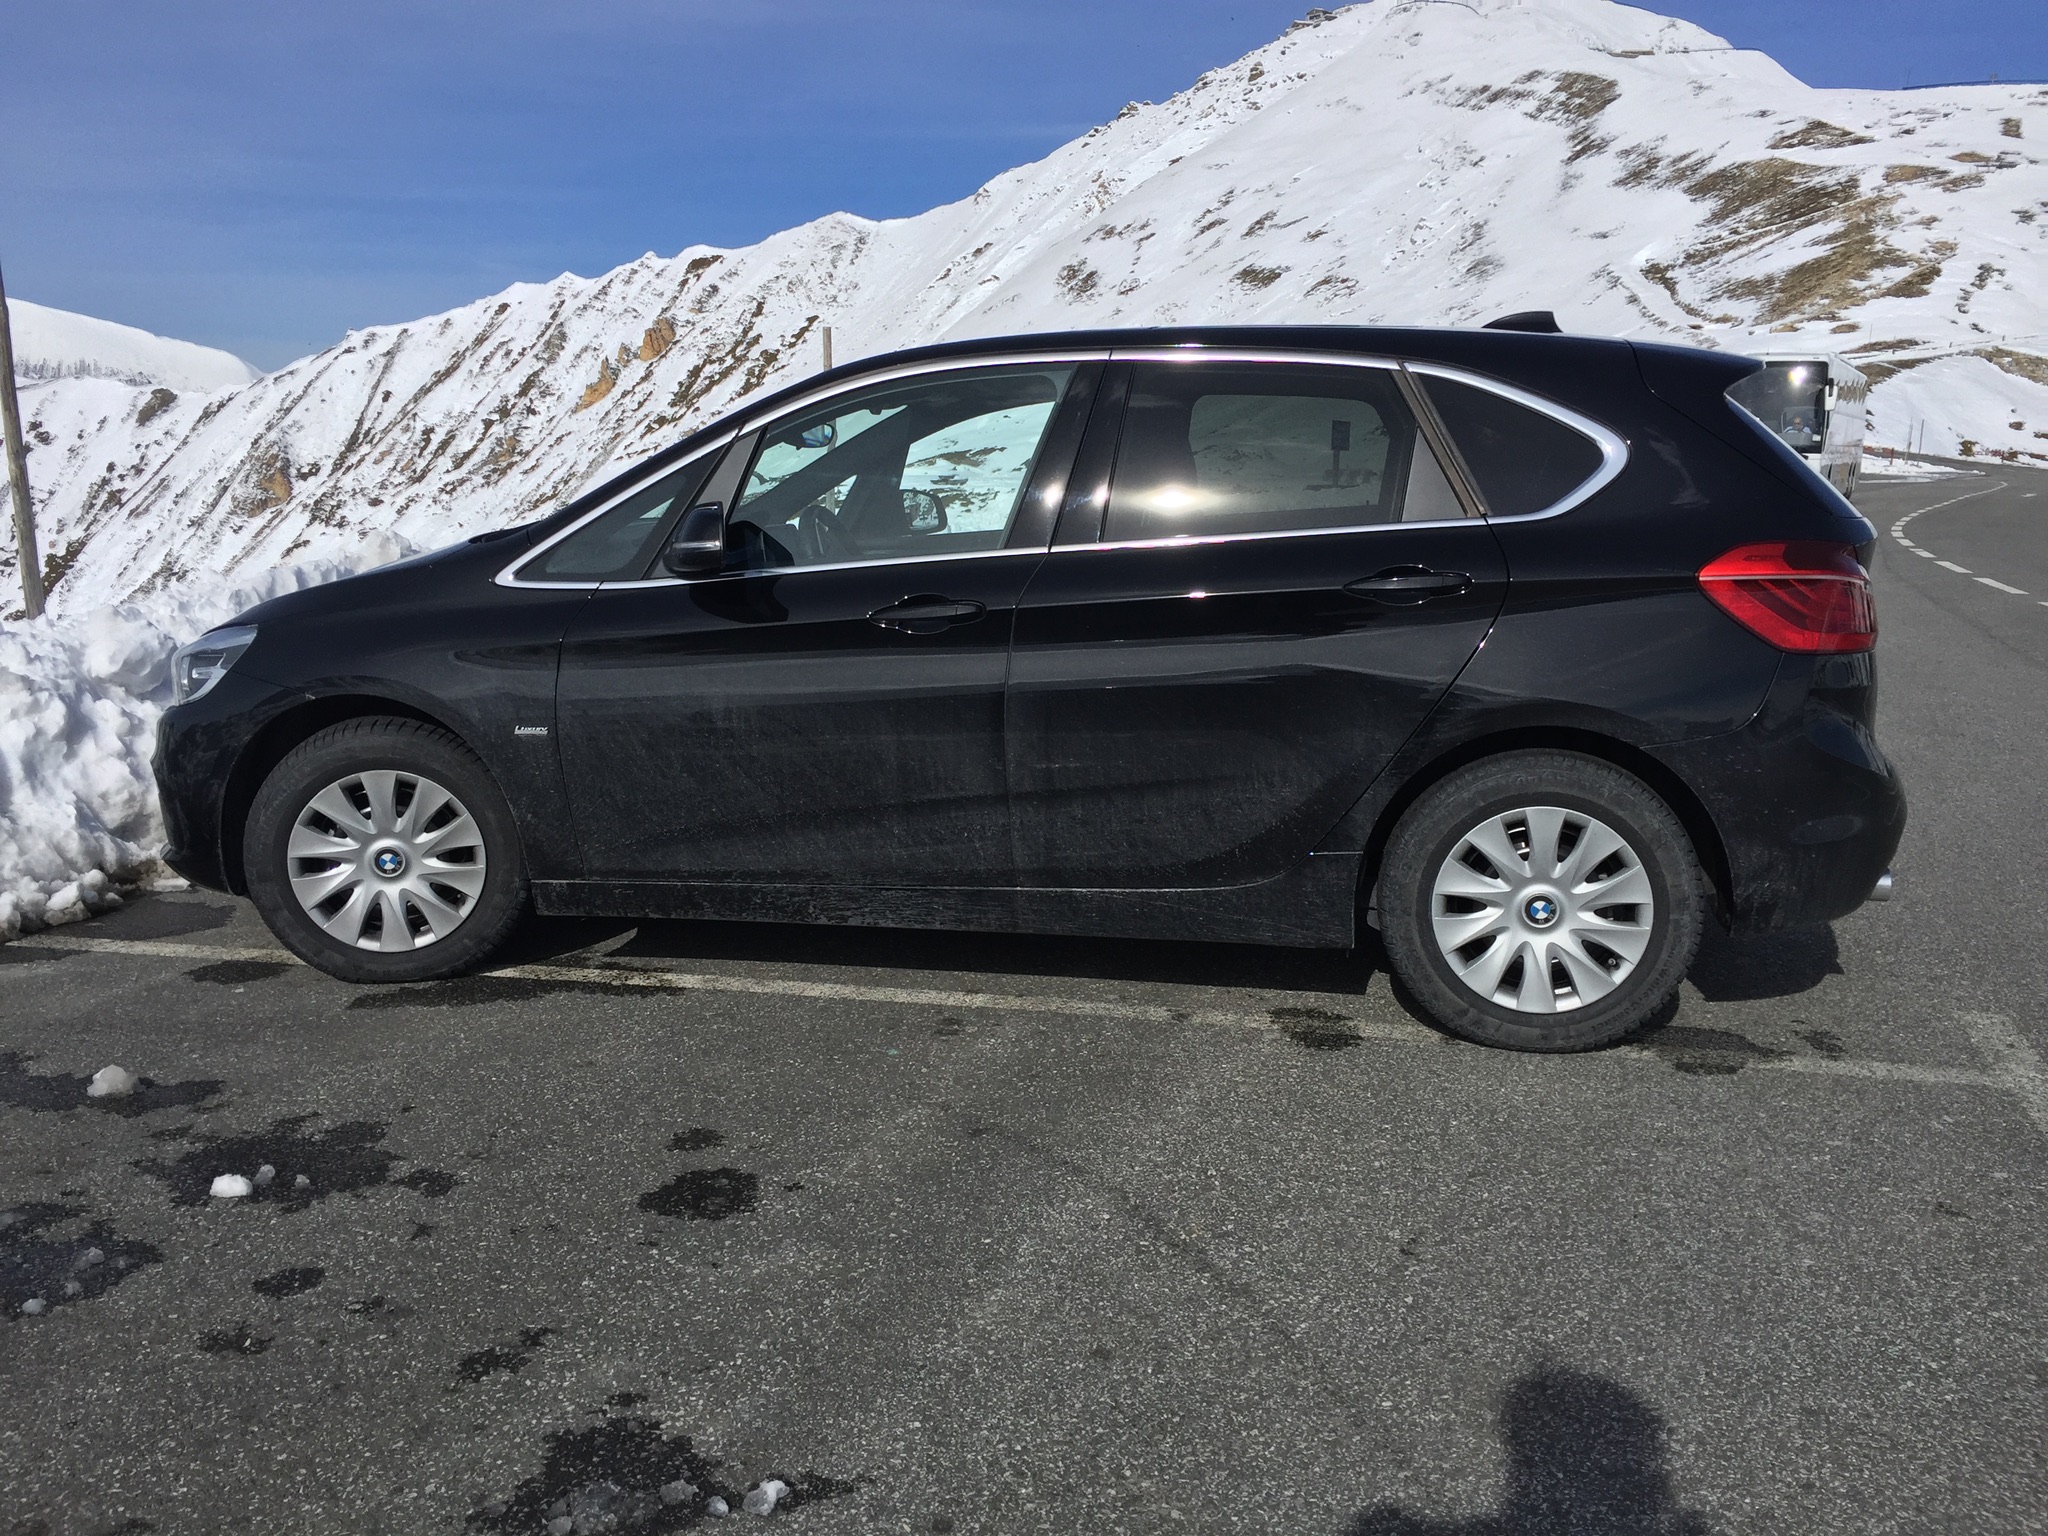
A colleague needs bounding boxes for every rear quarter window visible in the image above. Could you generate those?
[1420,374,1607,518]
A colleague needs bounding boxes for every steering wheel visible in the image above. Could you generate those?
[797,503,861,564]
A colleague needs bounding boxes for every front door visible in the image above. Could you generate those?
[1007,357,1508,888]
[557,360,1084,885]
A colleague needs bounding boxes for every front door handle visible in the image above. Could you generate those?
[1344,566,1472,604]
[868,595,987,634]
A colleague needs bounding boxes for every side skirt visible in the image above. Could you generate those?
[532,850,1360,949]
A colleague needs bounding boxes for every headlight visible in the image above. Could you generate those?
[170,625,258,705]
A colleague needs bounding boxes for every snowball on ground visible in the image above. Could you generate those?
[86,1064,139,1098]
[210,1174,254,1199]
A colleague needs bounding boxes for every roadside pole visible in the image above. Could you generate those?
[822,325,833,373]
[0,258,44,620]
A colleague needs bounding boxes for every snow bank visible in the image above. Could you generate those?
[0,537,419,942]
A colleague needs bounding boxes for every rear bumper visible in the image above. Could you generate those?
[1650,662,1906,932]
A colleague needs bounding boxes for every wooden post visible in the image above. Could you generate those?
[822,325,834,373]
[0,258,44,620]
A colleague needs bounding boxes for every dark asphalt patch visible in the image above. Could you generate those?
[396,1167,461,1197]
[1272,1006,1364,1050]
[639,1169,759,1222]
[95,898,236,939]
[1346,1360,1710,1534]
[469,1409,856,1531]
[346,974,646,1010]
[135,1115,401,1209]
[667,1129,723,1152]
[185,960,293,985]
[455,1326,558,1385]
[1797,1027,1847,1059]
[1,1203,163,1316]
[0,1051,224,1118]
[0,944,73,966]
[1637,1025,1790,1076]
[251,1266,325,1298]
[196,1323,273,1356]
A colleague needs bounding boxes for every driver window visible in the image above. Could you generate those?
[728,365,1074,570]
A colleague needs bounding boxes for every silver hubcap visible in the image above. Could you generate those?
[286,770,487,951]
[1430,805,1655,1014]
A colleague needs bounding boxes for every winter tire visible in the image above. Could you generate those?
[1378,750,1705,1052]
[245,717,527,983]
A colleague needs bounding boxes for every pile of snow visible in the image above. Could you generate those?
[0,536,419,940]
[5,298,259,393]
[2,0,2046,937]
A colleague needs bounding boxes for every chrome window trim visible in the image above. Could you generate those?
[1045,516,1482,559]
[1402,361,1630,521]
[525,350,1110,591]
[502,345,1629,589]
[605,543,1049,590]
[494,431,739,590]
[1106,347,1627,528]
[1108,346,1405,371]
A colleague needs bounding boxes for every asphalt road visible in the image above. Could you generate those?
[4,463,2046,1535]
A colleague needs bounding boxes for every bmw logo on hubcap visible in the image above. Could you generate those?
[373,849,407,878]
[1524,895,1559,927]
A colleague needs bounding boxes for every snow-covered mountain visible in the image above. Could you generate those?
[9,0,2048,622]
[3,0,2047,936]
[5,298,259,393]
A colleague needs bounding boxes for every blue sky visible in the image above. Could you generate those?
[4,0,2045,369]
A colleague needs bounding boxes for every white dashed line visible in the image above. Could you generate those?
[1963,1015,2048,1136]
[1886,481,2044,606]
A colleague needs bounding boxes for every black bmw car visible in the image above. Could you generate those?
[154,323,1904,1052]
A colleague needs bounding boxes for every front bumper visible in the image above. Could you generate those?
[1650,657,1906,932]
[152,673,308,893]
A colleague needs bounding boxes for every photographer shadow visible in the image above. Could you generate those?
[1349,1359,1710,1535]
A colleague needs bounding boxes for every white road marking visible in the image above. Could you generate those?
[1887,480,2045,603]
[14,932,2035,1107]
[1962,1014,2048,1136]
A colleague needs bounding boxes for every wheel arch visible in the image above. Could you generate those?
[1359,726,1735,930]
[218,694,462,894]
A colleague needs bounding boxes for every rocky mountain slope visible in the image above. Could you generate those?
[2,0,2045,933]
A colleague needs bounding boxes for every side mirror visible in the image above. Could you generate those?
[662,502,726,576]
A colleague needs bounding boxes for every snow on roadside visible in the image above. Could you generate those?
[0,538,418,942]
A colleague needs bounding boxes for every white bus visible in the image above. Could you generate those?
[1727,353,1870,500]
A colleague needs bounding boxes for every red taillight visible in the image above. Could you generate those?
[1698,541,1876,654]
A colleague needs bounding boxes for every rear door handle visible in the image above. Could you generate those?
[868,595,987,634]
[1344,566,1472,604]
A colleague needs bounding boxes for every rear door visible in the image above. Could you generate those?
[1006,353,1508,888]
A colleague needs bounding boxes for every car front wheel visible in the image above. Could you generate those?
[244,716,528,983]
[1378,750,1706,1051]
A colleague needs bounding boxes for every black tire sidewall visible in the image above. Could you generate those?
[245,719,527,983]
[1380,753,1703,1052]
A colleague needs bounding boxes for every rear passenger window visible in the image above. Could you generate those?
[1419,374,1606,518]
[1103,363,1463,542]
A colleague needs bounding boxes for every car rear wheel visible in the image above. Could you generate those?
[245,717,527,983]
[1378,750,1705,1051]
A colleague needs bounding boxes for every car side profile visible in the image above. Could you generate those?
[153,324,1904,1051]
